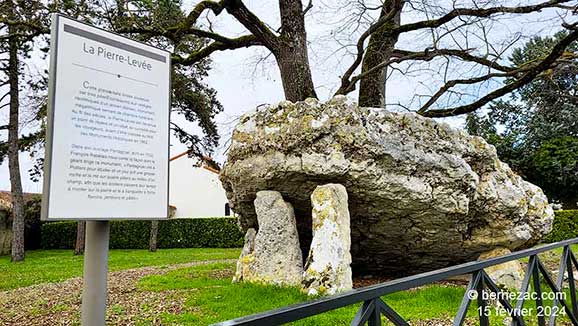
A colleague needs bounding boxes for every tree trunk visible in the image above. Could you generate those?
[74,221,86,255]
[7,25,25,262]
[358,1,403,108]
[275,0,317,102]
[275,45,317,102]
[149,220,159,252]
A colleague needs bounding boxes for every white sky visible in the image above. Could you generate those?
[0,0,570,193]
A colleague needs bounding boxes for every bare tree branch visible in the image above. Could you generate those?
[183,0,225,28]
[395,0,573,35]
[418,71,521,114]
[172,34,262,65]
[420,26,578,117]
[303,0,313,16]
[338,0,404,95]
[337,0,573,100]
[222,0,279,50]
[336,46,516,95]
[392,49,514,73]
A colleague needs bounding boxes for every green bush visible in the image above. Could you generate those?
[157,218,244,248]
[543,210,578,243]
[40,221,77,249]
[110,221,150,249]
[24,195,43,250]
[40,217,243,249]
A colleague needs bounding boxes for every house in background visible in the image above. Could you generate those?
[169,151,232,218]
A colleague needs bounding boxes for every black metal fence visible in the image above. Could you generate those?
[213,238,578,326]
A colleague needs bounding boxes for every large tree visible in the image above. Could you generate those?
[98,0,225,251]
[98,0,223,157]
[0,0,48,261]
[0,0,223,259]
[1,1,102,261]
[113,0,578,117]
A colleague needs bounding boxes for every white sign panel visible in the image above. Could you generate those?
[42,14,170,220]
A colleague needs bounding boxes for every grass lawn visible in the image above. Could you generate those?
[138,262,578,325]
[138,262,473,325]
[2,245,577,325]
[0,248,241,290]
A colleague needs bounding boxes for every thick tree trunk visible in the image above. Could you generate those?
[358,1,402,108]
[275,45,317,102]
[74,221,86,255]
[149,220,159,252]
[275,0,317,102]
[7,26,25,262]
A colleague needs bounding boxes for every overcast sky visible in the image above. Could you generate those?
[0,0,568,193]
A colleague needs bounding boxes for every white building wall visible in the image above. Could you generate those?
[169,155,230,218]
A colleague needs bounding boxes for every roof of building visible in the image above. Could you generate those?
[170,150,220,175]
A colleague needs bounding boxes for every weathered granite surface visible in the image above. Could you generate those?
[233,228,256,282]
[234,191,303,285]
[303,184,352,295]
[221,97,554,275]
[478,247,524,289]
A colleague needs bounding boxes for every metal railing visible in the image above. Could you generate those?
[213,238,578,326]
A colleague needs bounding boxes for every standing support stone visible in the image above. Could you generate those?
[234,191,303,286]
[303,183,352,296]
[233,228,256,282]
[478,247,524,290]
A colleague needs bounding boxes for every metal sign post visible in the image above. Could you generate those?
[81,221,110,326]
[41,14,171,325]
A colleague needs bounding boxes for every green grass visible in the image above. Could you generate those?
[519,243,578,264]
[4,246,578,325]
[137,261,578,325]
[138,262,485,325]
[0,248,241,290]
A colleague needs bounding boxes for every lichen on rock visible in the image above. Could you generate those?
[221,97,554,275]
[303,183,352,295]
[233,228,256,283]
[233,191,303,286]
[478,247,524,290]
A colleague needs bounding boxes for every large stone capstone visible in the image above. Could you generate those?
[303,184,352,295]
[220,96,554,275]
[234,191,303,285]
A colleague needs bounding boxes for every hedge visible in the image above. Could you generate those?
[40,217,244,249]
[24,195,43,250]
[39,210,578,249]
[0,194,45,250]
[543,210,578,243]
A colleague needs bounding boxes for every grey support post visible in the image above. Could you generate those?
[81,221,110,326]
